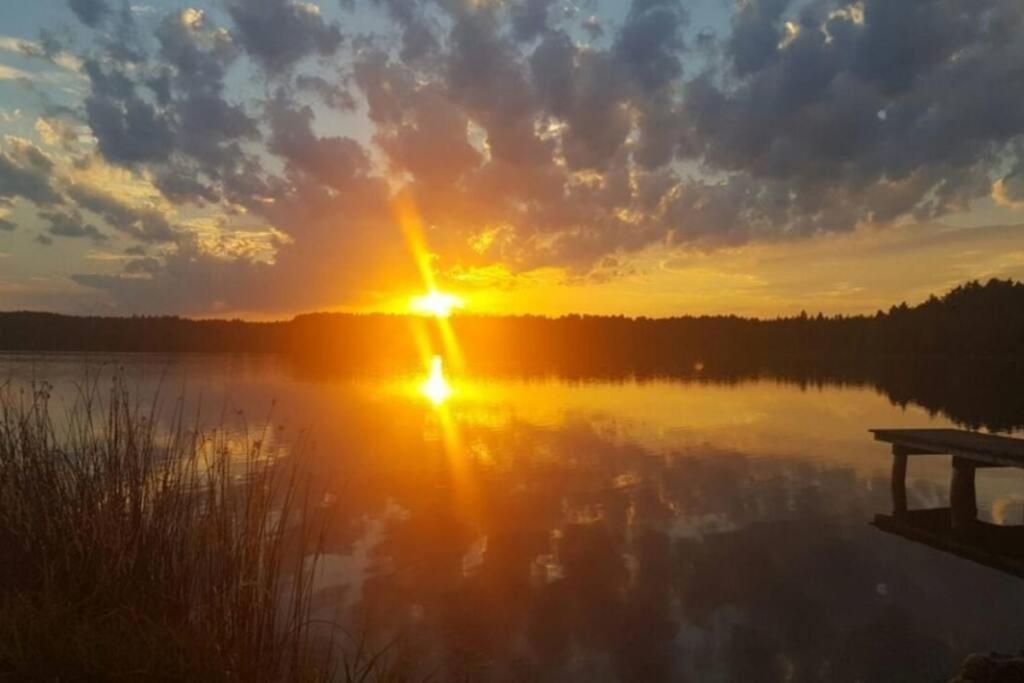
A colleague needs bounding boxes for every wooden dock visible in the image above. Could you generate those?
[870,428,1024,578]
[871,428,1024,467]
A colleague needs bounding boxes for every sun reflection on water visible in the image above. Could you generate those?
[420,355,453,406]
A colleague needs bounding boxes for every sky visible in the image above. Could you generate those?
[0,0,1023,319]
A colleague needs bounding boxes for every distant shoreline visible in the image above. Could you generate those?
[1,279,1023,360]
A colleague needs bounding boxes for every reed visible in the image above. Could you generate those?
[0,376,335,681]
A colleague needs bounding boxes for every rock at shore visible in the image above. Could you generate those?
[949,652,1024,683]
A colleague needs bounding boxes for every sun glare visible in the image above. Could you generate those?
[411,290,463,318]
[421,355,453,405]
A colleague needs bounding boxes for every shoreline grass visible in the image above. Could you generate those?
[0,377,334,681]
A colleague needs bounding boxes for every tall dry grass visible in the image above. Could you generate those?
[0,376,334,681]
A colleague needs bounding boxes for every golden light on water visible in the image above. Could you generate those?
[420,355,453,405]
[411,290,463,318]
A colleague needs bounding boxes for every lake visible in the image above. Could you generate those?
[4,352,1024,681]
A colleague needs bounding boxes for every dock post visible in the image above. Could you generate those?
[950,456,978,532]
[891,446,908,516]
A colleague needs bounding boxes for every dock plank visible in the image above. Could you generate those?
[870,428,1024,467]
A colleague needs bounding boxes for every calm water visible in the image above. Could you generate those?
[5,352,1024,681]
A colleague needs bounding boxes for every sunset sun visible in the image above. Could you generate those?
[410,290,463,318]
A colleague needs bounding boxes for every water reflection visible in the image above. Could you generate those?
[5,353,1024,681]
[420,355,453,406]
[873,431,1024,580]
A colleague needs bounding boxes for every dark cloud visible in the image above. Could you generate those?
[98,2,146,64]
[83,94,175,165]
[851,0,985,95]
[266,91,370,190]
[153,168,221,205]
[39,209,107,243]
[77,8,260,208]
[509,0,558,42]
[16,30,65,63]
[36,30,65,61]
[355,54,482,184]
[176,92,258,164]
[531,35,631,170]
[998,156,1024,206]
[155,11,261,206]
[123,256,160,274]
[0,139,61,206]
[68,0,110,27]
[225,0,343,72]
[727,0,789,76]
[66,184,178,243]
[614,0,687,92]
[370,0,440,62]
[0,218,14,231]
[83,59,176,165]
[442,10,551,168]
[677,0,1024,239]
[445,9,535,123]
[155,9,238,88]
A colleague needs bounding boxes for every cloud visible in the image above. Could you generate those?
[225,0,343,72]
[65,183,177,243]
[532,34,632,170]
[993,149,1024,209]
[0,136,61,206]
[727,0,789,76]
[73,7,259,203]
[68,0,111,28]
[0,64,31,80]
[34,117,81,149]
[354,52,482,184]
[155,9,238,86]
[39,208,107,243]
[0,32,83,73]
[82,59,177,164]
[10,0,1018,314]
[266,90,370,190]
[370,0,440,62]
[509,0,558,42]
[670,0,1024,240]
[613,0,688,92]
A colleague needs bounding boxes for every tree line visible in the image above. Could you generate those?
[2,278,1021,363]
